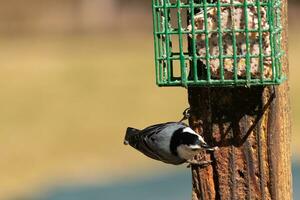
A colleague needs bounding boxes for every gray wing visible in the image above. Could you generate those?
[135,122,187,164]
[140,122,184,136]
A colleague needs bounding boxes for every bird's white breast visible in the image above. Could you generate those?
[177,145,200,160]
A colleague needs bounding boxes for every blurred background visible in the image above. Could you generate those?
[0,0,298,199]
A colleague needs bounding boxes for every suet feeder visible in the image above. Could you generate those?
[152,0,285,87]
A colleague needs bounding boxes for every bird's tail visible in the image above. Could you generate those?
[124,127,140,145]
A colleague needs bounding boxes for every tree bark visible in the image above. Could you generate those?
[188,1,292,199]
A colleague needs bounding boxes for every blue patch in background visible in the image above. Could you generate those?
[28,163,299,200]
[293,163,299,199]
[32,170,192,200]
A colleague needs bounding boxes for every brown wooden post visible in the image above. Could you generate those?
[188,1,292,199]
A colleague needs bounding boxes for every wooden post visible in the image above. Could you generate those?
[188,1,292,199]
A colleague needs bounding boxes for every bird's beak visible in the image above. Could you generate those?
[201,143,218,151]
[200,143,210,148]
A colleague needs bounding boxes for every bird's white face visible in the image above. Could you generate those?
[176,144,201,160]
[176,127,208,160]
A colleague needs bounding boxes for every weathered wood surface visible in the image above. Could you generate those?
[188,1,291,199]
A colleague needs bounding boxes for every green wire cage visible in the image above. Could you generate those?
[152,0,285,87]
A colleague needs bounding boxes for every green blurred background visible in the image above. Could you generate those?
[0,0,299,199]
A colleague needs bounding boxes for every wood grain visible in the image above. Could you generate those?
[188,1,291,199]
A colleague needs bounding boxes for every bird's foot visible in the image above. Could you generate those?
[186,159,212,168]
[179,108,191,122]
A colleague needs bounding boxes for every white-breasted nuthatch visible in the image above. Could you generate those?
[124,122,214,165]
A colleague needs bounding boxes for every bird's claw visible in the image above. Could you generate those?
[179,108,191,122]
[186,160,213,168]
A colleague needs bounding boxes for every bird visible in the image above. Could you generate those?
[124,121,214,166]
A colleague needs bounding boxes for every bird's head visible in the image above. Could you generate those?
[171,127,209,160]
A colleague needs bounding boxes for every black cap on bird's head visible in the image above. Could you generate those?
[179,132,202,148]
[180,127,208,147]
[170,126,210,160]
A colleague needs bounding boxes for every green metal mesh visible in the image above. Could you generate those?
[152,0,285,87]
